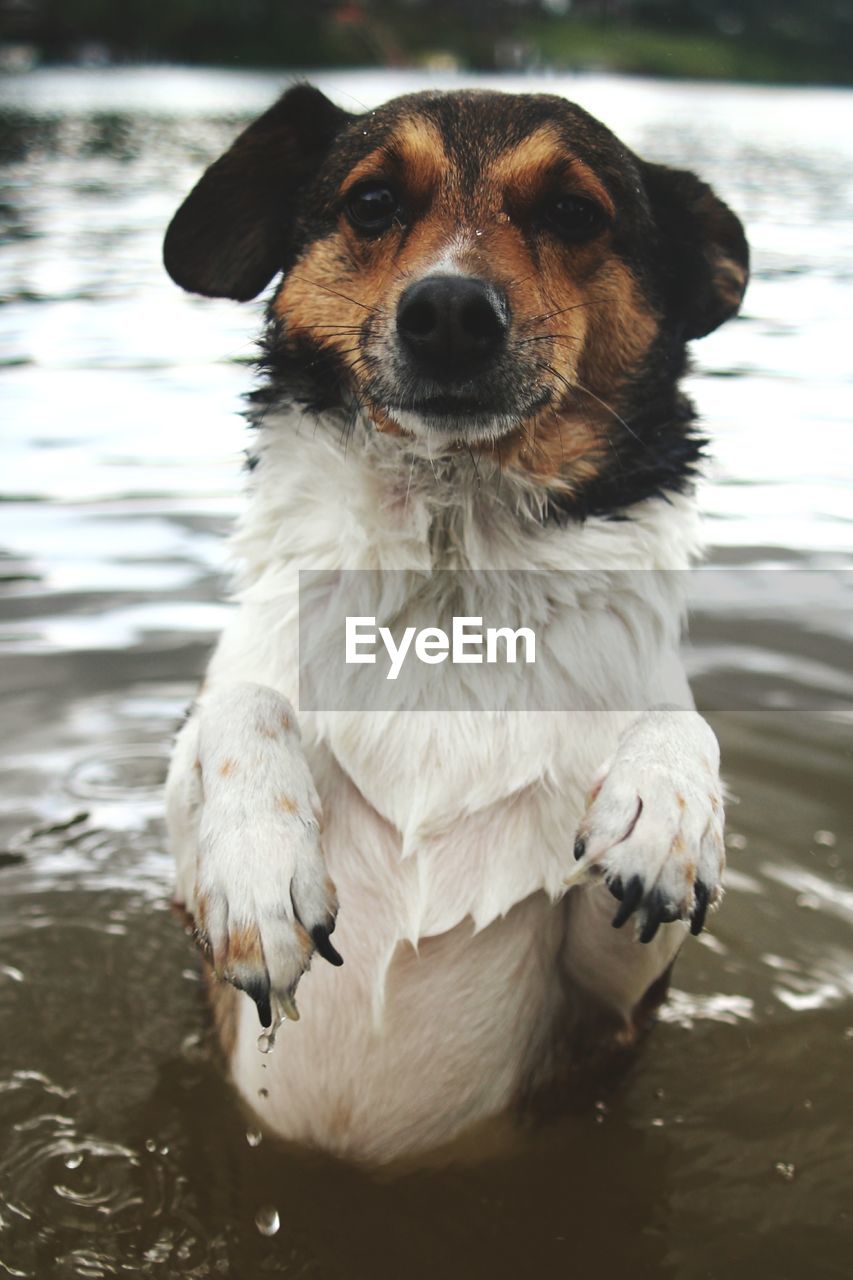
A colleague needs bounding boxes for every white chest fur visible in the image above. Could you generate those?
[194,410,705,1156]
[207,410,699,936]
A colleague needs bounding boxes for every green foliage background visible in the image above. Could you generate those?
[2,0,851,84]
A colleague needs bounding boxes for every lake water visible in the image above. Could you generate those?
[0,66,851,1279]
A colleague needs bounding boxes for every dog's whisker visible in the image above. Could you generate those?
[572,379,646,447]
[516,333,581,347]
[527,296,615,325]
[306,325,364,334]
[535,359,601,451]
[463,438,481,486]
[288,275,380,315]
[533,358,640,448]
[502,273,536,290]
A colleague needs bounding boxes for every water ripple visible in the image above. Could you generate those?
[66,744,169,801]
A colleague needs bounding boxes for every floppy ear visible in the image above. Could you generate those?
[163,84,353,301]
[641,163,749,340]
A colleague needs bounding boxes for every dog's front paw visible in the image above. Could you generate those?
[573,711,725,943]
[191,698,341,1028]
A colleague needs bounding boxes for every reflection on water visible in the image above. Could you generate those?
[0,66,851,1279]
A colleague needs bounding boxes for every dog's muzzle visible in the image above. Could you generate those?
[380,273,546,438]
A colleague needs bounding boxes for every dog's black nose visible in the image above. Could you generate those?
[396,276,508,379]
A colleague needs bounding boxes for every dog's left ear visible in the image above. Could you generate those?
[163,84,353,301]
[641,162,749,340]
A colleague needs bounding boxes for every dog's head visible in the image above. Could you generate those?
[164,85,747,511]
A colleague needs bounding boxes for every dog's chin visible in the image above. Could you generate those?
[372,392,551,449]
[384,407,518,447]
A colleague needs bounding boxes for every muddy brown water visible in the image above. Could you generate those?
[0,67,851,1279]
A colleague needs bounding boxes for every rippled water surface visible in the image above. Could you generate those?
[1,67,851,1279]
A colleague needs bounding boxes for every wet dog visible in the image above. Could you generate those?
[163,85,747,1161]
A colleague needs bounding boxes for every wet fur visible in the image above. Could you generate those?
[163,86,746,1161]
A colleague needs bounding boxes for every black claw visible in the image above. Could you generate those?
[639,889,681,944]
[608,875,625,901]
[256,993,273,1028]
[611,875,643,928]
[690,880,710,936]
[574,835,587,861]
[312,923,344,967]
[239,975,273,1028]
[639,912,662,944]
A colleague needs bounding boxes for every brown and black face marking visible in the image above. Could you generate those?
[164,86,748,519]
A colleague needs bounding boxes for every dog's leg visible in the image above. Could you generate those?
[564,708,725,1022]
[166,709,204,914]
[165,682,340,1027]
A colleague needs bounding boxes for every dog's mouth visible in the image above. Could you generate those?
[372,385,553,443]
[407,394,496,418]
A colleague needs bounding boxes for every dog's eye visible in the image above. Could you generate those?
[545,194,606,242]
[345,181,400,233]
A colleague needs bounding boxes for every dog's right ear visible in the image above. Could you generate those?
[163,84,353,302]
[640,162,749,340]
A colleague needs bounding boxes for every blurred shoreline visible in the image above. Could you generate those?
[1,1,851,88]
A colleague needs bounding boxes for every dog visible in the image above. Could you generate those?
[162,85,748,1162]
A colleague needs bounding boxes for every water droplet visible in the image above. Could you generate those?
[159,1145,169,1156]
[814,830,836,847]
[63,1152,84,1169]
[651,1117,665,1128]
[474,229,483,237]
[795,892,820,910]
[144,1139,157,1153]
[774,1161,796,1182]
[496,211,510,224]
[246,1129,263,1148]
[257,1008,288,1054]
[255,1205,280,1236]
